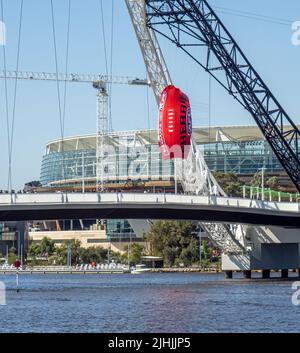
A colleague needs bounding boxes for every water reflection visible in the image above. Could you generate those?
[0,273,298,333]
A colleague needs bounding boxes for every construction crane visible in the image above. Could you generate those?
[145,0,300,193]
[0,70,149,191]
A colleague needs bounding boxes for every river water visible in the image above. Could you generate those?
[0,272,299,333]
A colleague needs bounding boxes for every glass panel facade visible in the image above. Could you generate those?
[40,150,96,186]
[41,140,284,186]
[106,220,136,240]
[40,145,174,186]
[199,140,282,174]
[0,223,16,241]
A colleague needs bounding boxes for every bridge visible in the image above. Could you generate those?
[1,192,300,227]
[1,0,300,277]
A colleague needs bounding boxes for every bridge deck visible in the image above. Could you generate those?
[0,193,299,226]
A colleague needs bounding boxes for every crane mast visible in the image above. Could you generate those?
[93,81,109,192]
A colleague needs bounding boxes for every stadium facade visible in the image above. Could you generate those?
[35,125,292,242]
[41,125,286,189]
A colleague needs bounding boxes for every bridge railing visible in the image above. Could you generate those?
[0,192,299,212]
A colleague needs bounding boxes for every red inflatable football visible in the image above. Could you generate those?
[158,85,192,160]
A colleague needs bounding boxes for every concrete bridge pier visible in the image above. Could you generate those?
[262,269,270,279]
[225,271,233,279]
[222,230,300,279]
[243,270,251,279]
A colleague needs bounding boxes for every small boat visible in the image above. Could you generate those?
[131,264,151,274]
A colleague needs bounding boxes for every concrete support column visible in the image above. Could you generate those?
[281,269,289,279]
[262,269,270,279]
[243,270,251,279]
[225,271,233,279]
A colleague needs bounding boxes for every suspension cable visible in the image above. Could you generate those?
[50,0,65,180]
[146,80,151,143]
[108,0,115,132]
[10,0,24,191]
[1,0,11,192]
[99,0,109,76]
[208,71,212,151]
[62,0,71,137]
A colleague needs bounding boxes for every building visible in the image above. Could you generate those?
[29,125,295,247]
[40,126,293,187]
[29,226,146,254]
[0,222,26,258]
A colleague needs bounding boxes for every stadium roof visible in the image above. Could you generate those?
[45,125,298,153]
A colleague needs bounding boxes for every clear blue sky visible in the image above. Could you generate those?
[0,0,300,189]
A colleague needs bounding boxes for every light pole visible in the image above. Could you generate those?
[261,167,265,201]
[107,245,111,265]
[20,244,23,268]
[67,244,71,269]
[128,232,132,269]
[82,152,85,193]
[16,230,20,259]
[199,231,202,268]
[174,160,177,194]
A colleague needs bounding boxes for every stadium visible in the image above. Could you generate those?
[40,125,289,192]
[21,124,292,247]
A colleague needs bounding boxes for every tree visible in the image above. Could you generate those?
[250,171,263,187]
[79,246,108,264]
[39,237,56,257]
[130,243,144,265]
[213,172,243,196]
[266,176,279,190]
[202,240,211,261]
[9,246,17,255]
[110,250,124,264]
[178,238,199,266]
[28,242,40,257]
[122,243,145,265]
[146,221,199,267]
[251,172,281,191]
[163,246,179,267]
[53,239,81,265]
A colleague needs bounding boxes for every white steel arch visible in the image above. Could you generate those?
[125,0,248,254]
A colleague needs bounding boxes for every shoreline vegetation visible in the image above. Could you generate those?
[1,220,221,270]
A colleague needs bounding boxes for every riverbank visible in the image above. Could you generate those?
[0,266,220,275]
[151,267,220,273]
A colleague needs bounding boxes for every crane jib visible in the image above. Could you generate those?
[145,0,300,192]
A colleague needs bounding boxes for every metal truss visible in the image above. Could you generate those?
[95,83,109,192]
[145,0,300,192]
[126,0,247,255]
[125,0,172,104]
[202,223,246,255]
[0,70,148,86]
